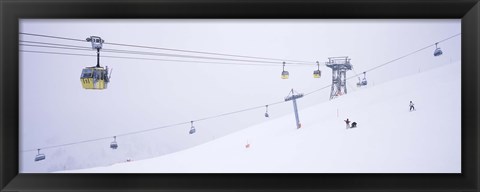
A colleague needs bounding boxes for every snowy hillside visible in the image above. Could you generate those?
[60,61,461,173]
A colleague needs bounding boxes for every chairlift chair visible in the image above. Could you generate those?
[264,105,269,117]
[34,149,46,162]
[361,72,367,85]
[189,121,196,134]
[189,127,196,134]
[357,77,362,87]
[357,72,368,87]
[110,136,118,149]
[110,142,118,149]
[434,42,443,57]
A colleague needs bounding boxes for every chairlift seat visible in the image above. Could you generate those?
[189,128,196,134]
[110,142,118,149]
[35,154,46,162]
[357,81,368,87]
[265,112,269,117]
[434,48,443,56]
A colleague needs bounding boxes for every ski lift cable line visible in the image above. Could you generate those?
[105,41,314,64]
[101,49,310,65]
[19,42,310,66]
[20,43,282,64]
[22,135,114,152]
[193,100,285,122]
[20,40,92,49]
[19,32,86,42]
[20,43,312,66]
[361,33,460,74]
[114,100,286,138]
[352,68,360,77]
[20,50,307,67]
[20,33,460,153]
[19,32,315,64]
[304,33,461,96]
[20,44,91,51]
[21,99,286,153]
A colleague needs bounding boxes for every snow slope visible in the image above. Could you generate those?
[60,61,461,173]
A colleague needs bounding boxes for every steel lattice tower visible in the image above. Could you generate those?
[325,56,353,100]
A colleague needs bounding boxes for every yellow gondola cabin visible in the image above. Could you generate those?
[313,70,321,78]
[80,66,110,90]
[313,61,321,78]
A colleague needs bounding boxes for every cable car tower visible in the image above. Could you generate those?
[285,89,304,129]
[326,56,353,100]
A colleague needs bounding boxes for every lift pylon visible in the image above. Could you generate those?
[285,89,304,129]
[325,56,353,100]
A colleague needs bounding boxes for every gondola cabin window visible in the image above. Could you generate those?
[81,68,93,78]
[94,70,101,80]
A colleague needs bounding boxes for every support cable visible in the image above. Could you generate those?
[20,50,305,67]
[21,99,286,152]
[20,43,312,66]
[20,32,314,64]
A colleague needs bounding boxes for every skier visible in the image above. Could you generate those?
[409,101,415,111]
[344,118,351,129]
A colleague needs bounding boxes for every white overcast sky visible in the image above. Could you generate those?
[19,19,461,171]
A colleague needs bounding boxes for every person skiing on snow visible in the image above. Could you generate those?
[409,101,415,111]
[344,118,351,129]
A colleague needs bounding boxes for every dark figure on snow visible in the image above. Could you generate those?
[351,122,357,128]
[409,101,415,111]
[344,118,350,129]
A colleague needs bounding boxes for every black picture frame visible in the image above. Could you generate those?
[1,0,478,191]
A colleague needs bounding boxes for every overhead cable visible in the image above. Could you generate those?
[20,32,314,64]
